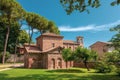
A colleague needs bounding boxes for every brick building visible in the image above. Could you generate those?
[90,41,114,59]
[24,32,83,69]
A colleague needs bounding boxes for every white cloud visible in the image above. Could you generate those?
[21,25,39,34]
[59,20,120,32]
[26,29,39,34]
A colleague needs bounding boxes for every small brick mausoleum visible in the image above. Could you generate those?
[24,32,83,69]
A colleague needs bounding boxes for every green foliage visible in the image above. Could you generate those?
[0,52,10,63]
[0,0,60,64]
[0,0,25,64]
[110,25,120,51]
[0,68,120,80]
[74,47,97,71]
[111,0,120,6]
[26,12,48,34]
[18,30,30,44]
[25,12,60,45]
[0,0,25,20]
[62,47,98,71]
[47,21,60,34]
[90,50,98,61]
[0,19,20,53]
[74,47,97,61]
[105,50,120,62]
[62,48,73,61]
[60,0,100,15]
[60,0,120,15]
[26,12,60,35]
[96,61,117,73]
[116,68,120,76]
[96,50,120,73]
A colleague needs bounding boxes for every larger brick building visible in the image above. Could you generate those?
[24,32,83,69]
[90,41,114,59]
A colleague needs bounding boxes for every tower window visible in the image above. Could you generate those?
[69,47,71,49]
[52,43,55,47]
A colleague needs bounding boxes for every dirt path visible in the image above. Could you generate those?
[0,63,24,71]
[0,68,12,71]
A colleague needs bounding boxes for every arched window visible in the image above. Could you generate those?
[57,58,62,68]
[51,58,55,69]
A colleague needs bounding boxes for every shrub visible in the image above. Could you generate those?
[116,68,120,76]
[96,61,117,73]
[0,51,10,63]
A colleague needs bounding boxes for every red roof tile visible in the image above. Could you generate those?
[90,41,112,47]
[63,40,79,44]
[24,43,36,46]
[25,45,63,53]
[25,46,41,53]
[36,32,63,39]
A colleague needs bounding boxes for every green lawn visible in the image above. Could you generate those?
[0,68,120,80]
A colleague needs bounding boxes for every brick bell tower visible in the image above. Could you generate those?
[76,36,84,47]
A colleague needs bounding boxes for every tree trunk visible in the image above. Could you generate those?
[28,26,31,45]
[2,26,10,64]
[30,28,33,44]
[66,61,68,68]
[83,60,90,71]
[14,40,18,64]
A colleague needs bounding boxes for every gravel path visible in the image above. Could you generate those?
[0,63,24,72]
[0,68,12,71]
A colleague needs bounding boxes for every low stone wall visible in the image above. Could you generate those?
[73,62,96,68]
[6,54,24,63]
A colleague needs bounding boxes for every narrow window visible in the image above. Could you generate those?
[52,43,55,47]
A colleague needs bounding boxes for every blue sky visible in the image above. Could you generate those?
[17,0,120,47]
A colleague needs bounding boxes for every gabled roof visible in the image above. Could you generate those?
[24,43,36,46]
[101,42,112,44]
[42,46,63,53]
[42,33,61,37]
[24,45,63,54]
[89,41,112,47]
[25,46,41,53]
[36,32,63,39]
[63,40,79,44]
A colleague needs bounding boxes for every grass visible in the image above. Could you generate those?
[0,68,120,80]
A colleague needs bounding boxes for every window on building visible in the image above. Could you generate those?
[75,47,77,49]
[52,43,55,47]
[57,58,62,68]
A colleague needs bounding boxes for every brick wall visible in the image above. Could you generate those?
[36,37,43,50]
[47,53,73,69]
[74,62,95,68]
[90,42,109,59]
[42,37,63,51]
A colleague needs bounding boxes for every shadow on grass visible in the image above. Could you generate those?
[47,68,85,73]
[0,73,86,80]
[0,73,120,80]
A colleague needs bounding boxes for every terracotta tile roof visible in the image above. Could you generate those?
[42,32,60,36]
[36,32,63,39]
[17,46,24,48]
[42,46,63,53]
[63,40,79,44]
[100,41,112,44]
[77,36,83,38]
[25,46,41,53]
[25,45,63,53]
[24,43,36,46]
[90,41,112,47]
